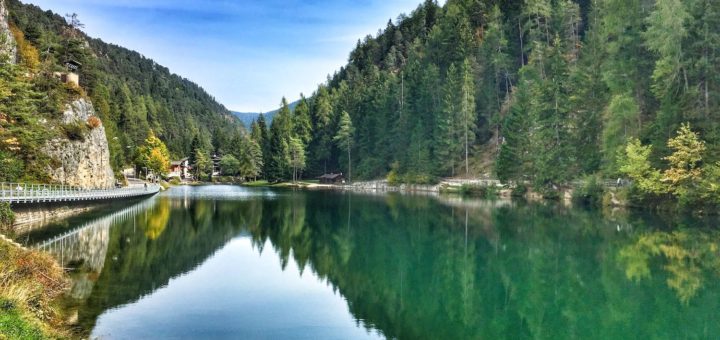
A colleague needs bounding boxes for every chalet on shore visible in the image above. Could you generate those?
[168,158,192,180]
[318,173,345,184]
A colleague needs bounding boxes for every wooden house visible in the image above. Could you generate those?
[318,173,345,184]
[168,158,191,180]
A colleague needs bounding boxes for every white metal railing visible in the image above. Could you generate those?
[0,182,161,204]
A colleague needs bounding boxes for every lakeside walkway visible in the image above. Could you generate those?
[0,182,161,204]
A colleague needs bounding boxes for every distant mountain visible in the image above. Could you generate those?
[232,100,299,127]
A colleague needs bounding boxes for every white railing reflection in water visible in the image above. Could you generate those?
[0,182,160,204]
[35,197,158,267]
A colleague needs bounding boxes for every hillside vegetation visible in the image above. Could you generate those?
[2,0,243,181]
[246,0,719,206]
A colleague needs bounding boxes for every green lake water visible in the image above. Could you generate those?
[21,185,720,339]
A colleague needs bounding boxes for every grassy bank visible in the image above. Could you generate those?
[0,203,14,236]
[0,240,69,339]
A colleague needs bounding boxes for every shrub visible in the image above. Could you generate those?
[86,116,102,129]
[0,241,69,338]
[0,202,14,232]
[61,122,87,141]
[573,176,605,206]
[457,184,499,199]
[511,183,528,198]
[539,186,561,200]
[485,185,500,199]
[63,81,87,98]
[387,162,401,186]
[0,155,24,182]
[403,173,437,185]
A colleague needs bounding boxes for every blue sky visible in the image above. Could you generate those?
[24,0,430,112]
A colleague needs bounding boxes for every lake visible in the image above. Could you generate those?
[21,185,720,339]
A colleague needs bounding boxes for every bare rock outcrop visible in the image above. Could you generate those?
[0,0,16,62]
[44,99,115,189]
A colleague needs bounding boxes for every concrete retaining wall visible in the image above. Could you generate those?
[9,201,116,234]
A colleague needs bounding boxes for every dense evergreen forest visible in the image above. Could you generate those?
[250,0,719,201]
[2,0,242,180]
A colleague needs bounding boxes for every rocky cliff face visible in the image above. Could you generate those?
[44,99,115,189]
[0,0,16,63]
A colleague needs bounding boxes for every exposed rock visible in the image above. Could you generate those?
[0,0,16,63]
[44,99,115,189]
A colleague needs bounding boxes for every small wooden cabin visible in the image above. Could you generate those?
[53,60,82,86]
[318,173,345,184]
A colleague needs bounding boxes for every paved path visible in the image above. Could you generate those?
[0,182,161,204]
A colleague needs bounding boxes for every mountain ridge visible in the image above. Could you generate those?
[231,100,299,127]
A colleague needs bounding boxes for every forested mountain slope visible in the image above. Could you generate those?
[254,0,720,194]
[5,0,242,173]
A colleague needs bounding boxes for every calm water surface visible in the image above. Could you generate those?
[21,185,720,339]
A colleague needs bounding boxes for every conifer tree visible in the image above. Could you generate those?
[459,58,476,175]
[266,98,294,181]
[438,63,461,176]
[334,111,354,182]
[496,83,532,182]
[293,95,313,145]
[256,113,270,177]
[310,86,334,174]
[288,137,306,182]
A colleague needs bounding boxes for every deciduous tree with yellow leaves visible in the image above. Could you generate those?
[135,131,170,177]
[620,123,720,208]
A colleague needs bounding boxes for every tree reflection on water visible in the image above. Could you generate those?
[33,187,720,339]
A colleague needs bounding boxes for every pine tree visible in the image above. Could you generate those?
[496,83,532,183]
[459,58,476,175]
[644,0,689,100]
[288,137,306,182]
[568,1,606,174]
[293,95,313,145]
[598,0,653,171]
[438,63,461,176]
[334,111,354,182]
[478,5,513,148]
[266,98,294,181]
[310,86,334,174]
[256,113,270,177]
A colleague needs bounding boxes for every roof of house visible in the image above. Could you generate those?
[318,173,344,180]
[170,158,189,166]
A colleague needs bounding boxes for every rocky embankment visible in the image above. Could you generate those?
[0,0,16,62]
[2,0,113,189]
[345,180,442,193]
[43,99,115,189]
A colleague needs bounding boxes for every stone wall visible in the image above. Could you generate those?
[343,180,443,194]
[0,0,16,63]
[43,99,116,189]
[11,203,104,234]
